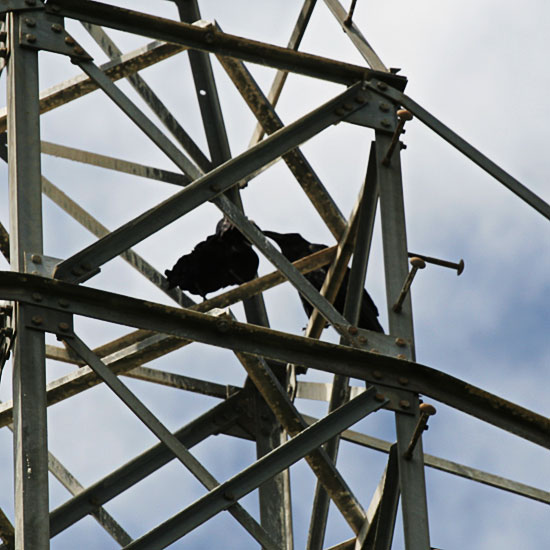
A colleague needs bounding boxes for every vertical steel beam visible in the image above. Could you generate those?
[307,145,379,550]
[375,130,430,549]
[6,10,49,549]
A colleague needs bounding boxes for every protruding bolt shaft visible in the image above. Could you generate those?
[403,403,437,460]
[408,252,465,275]
[392,257,426,313]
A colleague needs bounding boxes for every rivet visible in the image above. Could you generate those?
[343,102,354,111]
[31,315,42,326]
[377,81,388,91]
[58,299,69,308]
[395,337,407,347]
[373,370,382,380]
[31,292,42,302]
[80,262,92,271]
[355,93,368,104]
[73,45,84,56]
[379,102,390,112]
[374,393,386,402]
[64,36,75,46]
[381,119,391,128]
[348,326,358,335]
[398,377,409,386]
[31,254,42,264]
[399,400,410,409]
[71,267,83,276]
[51,23,63,33]
[58,322,70,332]
[24,17,36,27]
[25,34,36,43]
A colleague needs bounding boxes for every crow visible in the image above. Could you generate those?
[165,218,259,298]
[263,230,384,333]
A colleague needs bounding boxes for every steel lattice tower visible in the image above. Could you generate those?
[0,1,548,549]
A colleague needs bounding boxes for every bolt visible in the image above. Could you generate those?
[71,267,83,277]
[397,354,407,360]
[410,256,426,270]
[374,393,386,402]
[24,18,36,27]
[355,92,368,104]
[51,23,63,33]
[348,326,358,335]
[73,46,84,56]
[58,322,70,332]
[343,102,354,111]
[80,262,92,271]
[379,102,390,112]
[381,119,391,128]
[64,36,75,46]
[25,34,36,43]
[399,400,410,409]
[373,370,382,380]
[31,254,42,264]
[377,81,388,91]
[334,107,346,116]
[31,315,43,326]
[58,299,69,308]
[31,292,42,302]
[398,377,409,386]
[395,337,407,347]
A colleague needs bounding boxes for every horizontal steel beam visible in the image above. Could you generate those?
[0,272,548,451]
[48,0,407,89]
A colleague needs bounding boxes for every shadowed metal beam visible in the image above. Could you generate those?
[124,387,386,549]
[49,0,407,89]
[0,273,548,450]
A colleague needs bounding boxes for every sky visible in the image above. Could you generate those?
[0,0,549,548]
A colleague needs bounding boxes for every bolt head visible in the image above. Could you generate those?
[374,393,386,402]
[31,315,42,325]
[51,23,63,33]
[409,256,426,269]
[25,34,36,43]
[24,17,36,27]
[420,403,437,416]
[348,326,358,335]
[395,337,407,347]
[379,102,390,112]
[73,46,85,56]
[64,36,76,46]
[397,109,413,121]
[396,354,407,360]
[399,400,410,409]
[58,322,70,332]
[58,299,69,308]
[377,81,388,90]
[31,254,42,264]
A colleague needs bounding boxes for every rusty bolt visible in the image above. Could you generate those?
[395,337,407,347]
[419,403,437,416]
[64,36,75,46]
[24,18,36,27]
[25,34,36,43]
[373,370,383,380]
[31,315,43,326]
[73,46,84,56]
[31,254,42,264]
[348,326,358,335]
[399,399,410,409]
[398,376,409,386]
[31,292,42,302]
[51,23,63,33]
[374,393,386,402]
[58,322,70,332]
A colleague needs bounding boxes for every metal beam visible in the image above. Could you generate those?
[6,11,49,549]
[48,0,407,89]
[62,334,279,550]
[0,40,185,133]
[124,387,387,549]
[0,274,548,450]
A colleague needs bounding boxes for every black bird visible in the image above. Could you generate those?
[263,230,384,333]
[165,218,259,298]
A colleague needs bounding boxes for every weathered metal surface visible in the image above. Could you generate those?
[49,0,407,89]
[0,272,548,450]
